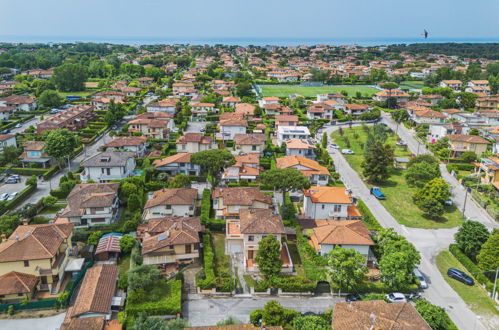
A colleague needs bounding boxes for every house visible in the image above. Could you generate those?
[447,134,490,157]
[0,223,74,293]
[138,77,154,86]
[219,115,247,140]
[234,133,266,155]
[20,141,53,168]
[176,133,216,153]
[22,69,53,79]
[143,188,198,220]
[465,80,490,95]
[139,216,203,267]
[121,86,142,97]
[91,96,125,111]
[0,106,15,120]
[225,209,292,273]
[128,112,174,139]
[0,95,37,111]
[191,103,215,119]
[411,109,446,125]
[477,157,499,185]
[146,98,179,114]
[306,103,334,120]
[80,151,136,182]
[332,300,431,330]
[61,182,120,227]
[275,115,299,129]
[373,89,410,105]
[316,93,345,104]
[212,187,272,219]
[0,134,16,152]
[258,96,280,107]
[476,96,499,111]
[0,272,39,303]
[284,139,316,159]
[276,155,330,186]
[303,186,361,220]
[222,96,241,108]
[276,126,311,145]
[152,153,201,176]
[235,103,256,119]
[344,103,370,116]
[94,234,122,262]
[37,105,95,134]
[103,136,148,157]
[439,80,462,91]
[309,220,374,261]
[222,153,261,183]
[67,265,119,321]
[428,123,467,143]
[419,94,444,105]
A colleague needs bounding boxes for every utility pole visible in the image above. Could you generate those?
[493,267,499,301]
[462,186,469,216]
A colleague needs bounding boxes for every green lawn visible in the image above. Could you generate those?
[259,85,379,98]
[57,90,94,98]
[436,250,498,317]
[399,80,425,90]
[286,241,304,276]
[213,233,231,276]
[118,255,131,274]
[331,126,464,228]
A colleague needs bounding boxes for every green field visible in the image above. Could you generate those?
[399,80,425,90]
[331,126,464,229]
[259,85,379,98]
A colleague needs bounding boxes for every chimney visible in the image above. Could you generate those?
[15,235,19,241]
[1,234,6,242]
[22,218,29,225]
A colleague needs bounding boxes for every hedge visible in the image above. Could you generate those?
[0,167,48,176]
[342,281,419,294]
[43,166,59,180]
[446,163,475,172]
[197,234,216,289]
[206,218,226,232]
[275,276,316,292]
[356,199,382,230]
[0,184,36,215]
[200,189,211,224]
[449,244,494,292]
[125,280,182,316]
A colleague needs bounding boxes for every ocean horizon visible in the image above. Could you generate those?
[1,35,498,46]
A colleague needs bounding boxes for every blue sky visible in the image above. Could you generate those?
[1,0,498,41]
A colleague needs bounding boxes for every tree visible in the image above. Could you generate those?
[165,318,190,330]
[321,132,328,149]
[42,195,58,208]
[169,174,191,188]
[414,298,455,330]
[405,161,440,187]
[127,265,161,291]
[132,313,166,330]
[0,215,19,237]
[260,300,298,327]
[16,203,38,219]
[255,235,282,279]
[379,251,417,289]
[461,151,477,163]
[236,82,253,98]
[120,182,138,200]
[191,149,235,184]
[26,175,37,187]
[413,178,451,204]
[0,145,21,164]
[260,168,310,195]
[415,198,444,218]
[87,231,103,245]
[128,193,142,212]
[43,129,79,166]
[327,246,367,293]
[104,100,127,125]
[408,154,439,167]
[53,63,88,92]
[38,90,63,109]
[392,109,409,123]
[120,235,135,253]
[292,315,330,330]
[361,142,394,183]
[454,220,490,261]
[477,231,499,272]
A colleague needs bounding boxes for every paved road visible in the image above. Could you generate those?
[184,296,341,326]
[0,312,65,330]
[323,123,496,330]
[11,115,43,134]
[185,121,207,133]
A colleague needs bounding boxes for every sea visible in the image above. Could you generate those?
[0,36,498,47]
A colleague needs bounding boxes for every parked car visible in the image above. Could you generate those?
[379,123,388,127]
[370,187,386,200]
[396,141,407,146]
[447,268,474,286]
[386,292,407,303]
[345,293,361,302]
[444,199,453,206]
[341,149,354,154]
[14,123,22,128]
[329,143,340,149]
[50,109,59,114]
[2,129,10,134]
[6,192,18,201]
[200,128,205,132]
[0,193,9,201]
[5,176,20,184]
[414,268,428,289]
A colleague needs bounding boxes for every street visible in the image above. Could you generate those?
[0,312,66,330]
[10,115,43,134]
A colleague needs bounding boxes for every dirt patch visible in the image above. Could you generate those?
[0,308,66,319]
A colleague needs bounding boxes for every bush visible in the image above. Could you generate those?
[449,244,494,292]
[125,280,182,316]
[200,189,211,224]
[356,199,382,230]
[198,234,216,289]
[275,276,316,292]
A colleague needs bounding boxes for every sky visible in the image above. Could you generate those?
[0,0,498,43]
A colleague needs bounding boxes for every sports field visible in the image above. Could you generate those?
[258,85,379,98]
[399,80,425,90]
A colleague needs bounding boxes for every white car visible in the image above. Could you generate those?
[341,149,355,154]
[0,193,9,201]
[6,192,18,201]
[386,292,407,303]
[414,268,428,289]
[329,143,340,149]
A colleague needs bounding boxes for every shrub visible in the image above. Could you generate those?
[200,189,211,224]
[274,276,316,292]
[125,280,182,316]
[198,234,216,289]
[356,199,382,230]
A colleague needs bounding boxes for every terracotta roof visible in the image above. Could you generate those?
[312,220,374,246]
[23,140,45,151]
[142,217,202,254]
[152,153,192,167]
[144,188,197,208]
[441,80,462,84]
[0,134,14,142]
[0,271,39,295]
[304,186,352,204]
[284,139,316,149]
[414,109,446,118]
[71,265,118,317]
[0,94,36,105]
[448,134,490,144]
[276,155,329,176]
[239,209,285,234]
[235,103,256,116]
[189,325,282,330]
[61,183,119,218]
[441,108,462,114]
[307,103,333,113]
[95,234,122,255]
[212,187,272,206]
[263,97,279,101]
[104,136,147,148]
[234,153,260,165]
[222,96,241,103]
[234,133,266,145]
[176,133,213,144]
[66,316,105,330]
[333,301,431,330]
[0,223,74,262]
[275,115,298,122]
[345,103,369,110]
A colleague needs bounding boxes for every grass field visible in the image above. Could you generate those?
[259,85,379,98]
[57,90,94,98]
[436,250,499,318]
[399,80,425,90]
[331,126,464,229]
[213,233,231,275]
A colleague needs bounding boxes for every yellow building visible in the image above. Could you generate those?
[478,157,499,185]
[448,134,490,157]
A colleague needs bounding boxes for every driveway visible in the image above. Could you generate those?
[185,122,207,133]
[0,312,66,330]
[10,115,43,134]
[184,296,341,326]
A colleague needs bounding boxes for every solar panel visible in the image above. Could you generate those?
[157,233,169,241]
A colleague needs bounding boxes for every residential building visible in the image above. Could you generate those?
[176,133,216,153]
[447,134,490,157]
[303,186,361,220]
[61,182,120,227]
[94,234,122,262]
[222,96,241,108]
[276,155,330,186]
[152,153,201,176]
[0,95,37,111]
[212,187,272,219]
[128,112,174,139]
[306,103,334,120]
[439,80,462,91]
[284,139,316,159]
[235,103,256,119]
[234,133,266,155]
[316,93,345,104]
[218,115,247,140]
[103,136,148,157]
[411,109,446,125]
[332,301,431,330]
[20,141,53,168]
[146,98,179,114]
[191,103,215,119]
[275,115,299,129]
[139,217,203,266]
[143,188,198,220]
[138,77,154,86]
[120,86,141,97]
[0,106,15,120]
[258,96,280,107]
[0,271,39,302]
[477,157,499,185]
[428,123,467,143]
[344,103,370,116]
[222,153,261,183]
[0,134,16,152]
[225,209,292,273]
[36,105,95,134]
[419,94,444,105]
[373,89,410,105]
[91,96,125,111]
[476,96,499,111]
[276,126,311,145]
[80,151,136,182]
[0,223,74,293]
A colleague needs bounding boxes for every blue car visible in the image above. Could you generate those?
[370,187,386,200]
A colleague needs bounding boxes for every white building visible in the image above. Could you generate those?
[276,126,311,145]
[303,186,361,220]
[80,151,136,183]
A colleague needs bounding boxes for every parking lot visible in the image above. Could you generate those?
[0,175,26,201]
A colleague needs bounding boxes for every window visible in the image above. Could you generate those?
[252,145,257,151]
[185,244,192,253]
[334,205,341,213]
[166,205,172,210]
[248,235,254,241]
[321,204,325,210]
[18,293,24,297]
[24,260,29,267]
